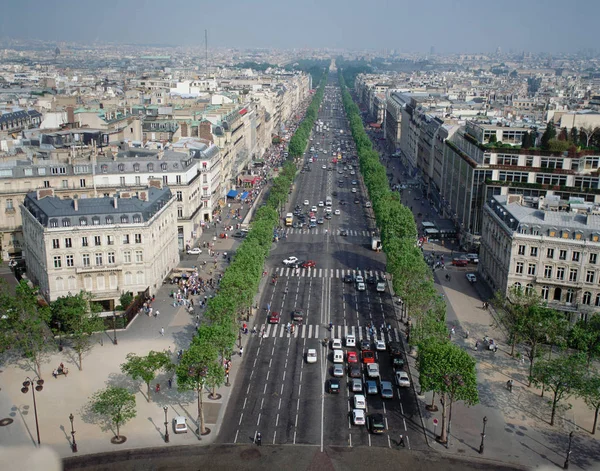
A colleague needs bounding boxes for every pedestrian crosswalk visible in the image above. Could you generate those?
[273,267,387,279]
[284,228,371,236]
[259,323,402,342]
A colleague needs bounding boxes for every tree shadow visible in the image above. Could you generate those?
[541,426,600,471]
[78,397,116,438]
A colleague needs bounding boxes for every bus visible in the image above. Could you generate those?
[326,196,332,207]
[285,213,294,226]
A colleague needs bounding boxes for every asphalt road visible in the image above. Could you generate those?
[217,76,426,451]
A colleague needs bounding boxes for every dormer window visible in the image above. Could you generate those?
[118,164,125,172]
[106,216,113,224]
[562,230,570,239]
[147,163,154,172]
[49,219,58,228]
[574,231,583,240]
[161,163,167,171]
[133,214,141,223]
[92,216,100,225]
[121,215,129,223]
[101,165,108,173]
[62,218,71,227]
[133,163,140,172]
[79,217,88,226]
[548,228,557,237]
[592,233,600,242]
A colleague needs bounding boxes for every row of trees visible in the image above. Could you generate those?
[338,71,479,445]
[495,288,600,431]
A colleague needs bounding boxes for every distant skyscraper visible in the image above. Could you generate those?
[496,46,502,55]
[430,46,435,55]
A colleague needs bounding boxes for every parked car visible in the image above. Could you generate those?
[187,247,202,255]
[333,364,344,377]
[351,378,363,393]
[353,394,366,410]
[352,408,366,426]
[366,363,380,379]
[173,416,188,433]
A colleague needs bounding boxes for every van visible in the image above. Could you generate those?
[333,349,344,363]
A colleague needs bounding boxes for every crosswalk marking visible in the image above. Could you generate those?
[260,324,401,341]
[283,228,371,236]
[274,267,387,280]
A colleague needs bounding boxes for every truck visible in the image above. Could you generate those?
[371,237,382,252]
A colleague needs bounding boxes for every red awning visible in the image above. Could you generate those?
[239,108,248,116]
[369,123,381,128]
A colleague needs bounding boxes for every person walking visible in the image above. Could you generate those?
[160,327,165,336]
[256,432,262,446]
[239,346,244,357]
[398,434,405,447]
[168,377,173,389]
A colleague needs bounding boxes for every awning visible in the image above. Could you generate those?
[227,189,238,198]
[240,191,249,200]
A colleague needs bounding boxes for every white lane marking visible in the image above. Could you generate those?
[256,414,261,426]
[260,398,264,409]
[238,413,244,426]
[234,429,239,443]
[242,398,247,410]
[349,433,352,447]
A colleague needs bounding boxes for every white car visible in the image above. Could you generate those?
[187,247,202,255]
[352,408,366,426]
[318,201,324,207]
[395,370,410,388]
[331,338,342,349]
[354,394,366,410]
[375,339,386,351]
[334,209,341,215]
[325,207,332,213]
[355,275,364,284]
[311,206,318,212]
[304,200,309,206]
[367,363,380,379]
[365,201,372,208]
[466,273,477,283]
[352,188,357,193]
[173,416,188,433]
[306,349,317,364]
[357,282,366,291]
[350,171,356,175]
[283,256,299,266]
[346,334,356,347]
[322,165,327,169]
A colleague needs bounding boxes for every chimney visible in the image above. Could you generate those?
[73,197,78,211]
[113,196,118,209]
[157,149,164,160]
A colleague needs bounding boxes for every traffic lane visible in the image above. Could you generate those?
[323,351,351,446]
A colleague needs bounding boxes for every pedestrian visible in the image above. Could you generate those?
[168,377,173,389]
[155,383,160,393]
[256,432,262,446]
[155,310,160,318]
[398,434,405,447]
[474,340,479,350]
[451,327,455,336]
[465,330,469,339]
[239,346,243,357]
[160,327,165,336]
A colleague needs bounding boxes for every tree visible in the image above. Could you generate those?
[492,287,538,357]
[541,122,556,150]
[90,386,137,440]
[51,291,104,370]
[488,134,497,144]
[578,371,600,434]
[0,280,53,377]
[579,126,599,148]
[521,131,533,149]
[569,127,579,146]
[570,315,600,367]
[120,351,172,402]
[531,353,586,426]
[118,292,133,310]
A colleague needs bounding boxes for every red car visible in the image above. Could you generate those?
[362,350,375,364]
[268,312,280,324]
[347,351,358,364]
[302,260,316,268]
[452,258,468,267]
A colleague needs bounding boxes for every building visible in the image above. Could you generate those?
[480,194,600,321]
[0,109,42,137]
[20,182,179,306]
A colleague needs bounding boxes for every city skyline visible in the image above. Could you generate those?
[0,0,599,54]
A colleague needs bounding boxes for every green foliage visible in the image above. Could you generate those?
[488,134,497,144]
[547,138,570,153]
[119,292,134,310]
[120,351,172,401]
[578,371,600,434]
[90,386,137,438]
[541,123,557,150]
[569,315,600,365]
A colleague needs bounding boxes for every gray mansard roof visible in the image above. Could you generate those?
[23,186,173,228]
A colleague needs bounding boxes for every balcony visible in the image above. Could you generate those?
[75,264,123,274]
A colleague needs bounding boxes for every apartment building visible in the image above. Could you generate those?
[385,92,411,153]
[21,183,179,306]
[480,194,600,321]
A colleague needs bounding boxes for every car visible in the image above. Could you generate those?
[352,409,366,426]
[352,188,357,193]
[340,229,348,236]
[233,231,247,238]
[334,209,341,215]
[388,341,401,354]
[362,350,375,364]
[322,165,327,169]
[327,378,341,394]
[331,338,342,349]
[283,256,299,266]
[452,258,468,267]
[467,253,479,264]
[375,339,386,351]
[304,200,309,206]
[292,222,300,229]
[351,180,358,185]
[325,206,332,213]
[347,351,358,363]
[355,275,364,283]
[466,273,477,283]
[311,206,318,212]
[360,339,371,351]
[187,247,202,255]
[353,394,366,410]
[366,380,378,395]
[302,260,316,268]
[357,282,366,291]
[395,370,411,387]
[292,310,304,323]
[376,281,386,292]
[338,179,344,183]
[351,378,363,393]
[309,222,317,228]
[333,364,344,377]
[349,364,362,378]
[306,349,317,364]
[346,334,356,347]
[173,416,188,433]
[317,218,324,224]
[365,201,372,208]
[268,312,280,324]
[332,191,338,197]
[318,201,324,207]
[367,413,386,434]
[380,381,394,399]
[391,356,406,369]
[324,213,332,220]
[350,171,356,175]
[366,363,380,379]
[343,273,354,283]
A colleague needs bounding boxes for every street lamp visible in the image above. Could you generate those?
[479,416,488,454]
[21,376,44,446]
[69,413,78,452]
[57,321,63,352]
[563,431,574,469]
[163,406,170,443]
[113,311,118,345]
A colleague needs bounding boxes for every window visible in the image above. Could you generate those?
[124,251,131,263]
[541,285,549,300]
[122,234,130,244]
[133,215,141,223]
[147,163,154,172]
[572,251,581,262]
[135,176,141,185]
[51,167,66,175]
[82,254,90,267]
[525,283,534,295]
[92,216,100,225]
[108,252,115,264]
[518,245,526,256]
[66,255,74,267]
[556,267,565,280]
[134,234,142,244]
[566,289,575,304]
[43,180,50,188]
[53,256,62,268]
[101,165,108,173]
[530,247,538,257]
[5,198,13,210]
[516,262,524,274]
[135,250,143,262]
[94,236,101,246]
[106,216,113,225]
[120,177,126,186]
[559,250,567,260]
[133,163,140,172]
[177,207,183,218]
[177,191,183,202]
[107,235,114,245]
[176,175,182,184]
[82,237,88,247]
[95,253,103,266]
[583,292,592,305]
[528,264,536,275]
[62,218,71,227]
[547,248,554,259]
[65,238,72,248]
[80,178,86,188]
[79,217,87,226]
[596,294,600,307]
[121,215,129,224]
[569,269,578,282]
[52,238,60,249]
[49,219,58,228]
[118,164,125,172]
[161,163,167,171]
[544,266,553,279]
[38,168,46,175]
[586,271,595,283]
[590,253,598,264]
[163,175,168,185]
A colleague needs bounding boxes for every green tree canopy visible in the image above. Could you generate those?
[90,386,137,439]
[120,351,172,401]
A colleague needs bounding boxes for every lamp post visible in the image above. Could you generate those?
[21,376,44,446]
[57,321,63,352]
[69,413,78,452]
[163,406,170,443]
[478,416,488,454]
[563,431,574,469]
[113,311,118,345]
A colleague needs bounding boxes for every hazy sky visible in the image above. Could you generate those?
[1,0,598,53]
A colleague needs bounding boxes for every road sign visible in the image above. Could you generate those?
[433,418,438,426]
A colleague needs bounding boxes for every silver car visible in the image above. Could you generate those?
[380,381,394,399]
[351,378,363,393]
[333,364,344,378]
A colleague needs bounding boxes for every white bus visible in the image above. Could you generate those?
[326,196,332,206]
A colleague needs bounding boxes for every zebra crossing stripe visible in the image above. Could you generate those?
[279,325,285,337]
[265,324,272,336]
[301,324,306,338]
[315,325,319,338]
[293,327,299,338]
[308,324,313,338]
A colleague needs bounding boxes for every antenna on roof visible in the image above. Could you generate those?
[205,29,209,79]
